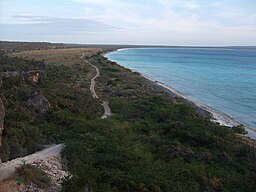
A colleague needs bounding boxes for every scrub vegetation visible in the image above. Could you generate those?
[0,48,255,192]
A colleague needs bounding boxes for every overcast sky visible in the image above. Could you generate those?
[0,0,255,46]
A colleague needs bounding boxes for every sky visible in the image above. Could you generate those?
[0,0,256,46]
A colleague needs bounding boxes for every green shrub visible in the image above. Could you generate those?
[232,125,248,134]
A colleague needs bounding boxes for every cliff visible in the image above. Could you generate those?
[26,90,50,114]
[0,70,44,83]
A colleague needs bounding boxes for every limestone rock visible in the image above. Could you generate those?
[26,90,50,114]
[32,156,69,191]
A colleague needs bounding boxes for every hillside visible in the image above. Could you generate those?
[0,46,255,192]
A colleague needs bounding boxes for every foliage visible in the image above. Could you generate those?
[232,125,248,134]
[60,54,256,192]
[0,52,255,192]
[0,53,44,71]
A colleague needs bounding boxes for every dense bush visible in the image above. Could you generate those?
[0,53,44,71]
[60,55,255,192]
[1,52,255,192]
[0,53,101,161]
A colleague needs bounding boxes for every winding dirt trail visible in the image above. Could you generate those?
[101,101,112,119]
[0,144,64,182]
[85,60,99,99]
[83,57,112,119]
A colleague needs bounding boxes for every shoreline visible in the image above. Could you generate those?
[143,74,256,140]
[104,49,256,140]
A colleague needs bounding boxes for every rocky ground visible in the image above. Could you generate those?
[0,144,68,192]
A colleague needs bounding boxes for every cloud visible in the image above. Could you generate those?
[0,16,117,41]
[0,0,255,45]
[184,1,200,10]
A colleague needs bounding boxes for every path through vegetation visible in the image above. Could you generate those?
[84,56,112,119]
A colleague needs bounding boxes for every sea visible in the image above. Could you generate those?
[106,47,256,133]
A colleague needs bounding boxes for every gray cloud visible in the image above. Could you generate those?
[0,16,117,41]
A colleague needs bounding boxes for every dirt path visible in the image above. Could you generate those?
[83,56,112,119]
[101,101,112,119]
[85,60,100,99]
[0,144,64,182]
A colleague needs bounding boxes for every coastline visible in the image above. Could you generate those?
[142,74,256,140]
[104,49,256,140]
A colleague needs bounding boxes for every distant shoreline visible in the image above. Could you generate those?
[104,48,256,140]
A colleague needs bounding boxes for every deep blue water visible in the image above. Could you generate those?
[106,48,256,130]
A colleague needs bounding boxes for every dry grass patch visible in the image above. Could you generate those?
[10,48,102,66]
[15,164,51,189]
[0,179,26,192]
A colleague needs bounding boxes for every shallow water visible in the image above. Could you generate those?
[106,48,256,130]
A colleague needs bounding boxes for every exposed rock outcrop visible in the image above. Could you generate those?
[26,90,50,114]
[0,70,44,83]
[0,144,68,191]
[24,71,40,83]
[32,156,69,191]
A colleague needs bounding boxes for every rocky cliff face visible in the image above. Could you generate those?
[26,90,50,114]
[0,70,44,83]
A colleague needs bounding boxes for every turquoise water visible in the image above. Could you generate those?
[106,48,256,130]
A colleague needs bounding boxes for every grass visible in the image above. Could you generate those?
[10,48,102,66]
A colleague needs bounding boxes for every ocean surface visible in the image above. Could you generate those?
[106,48,256,130]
